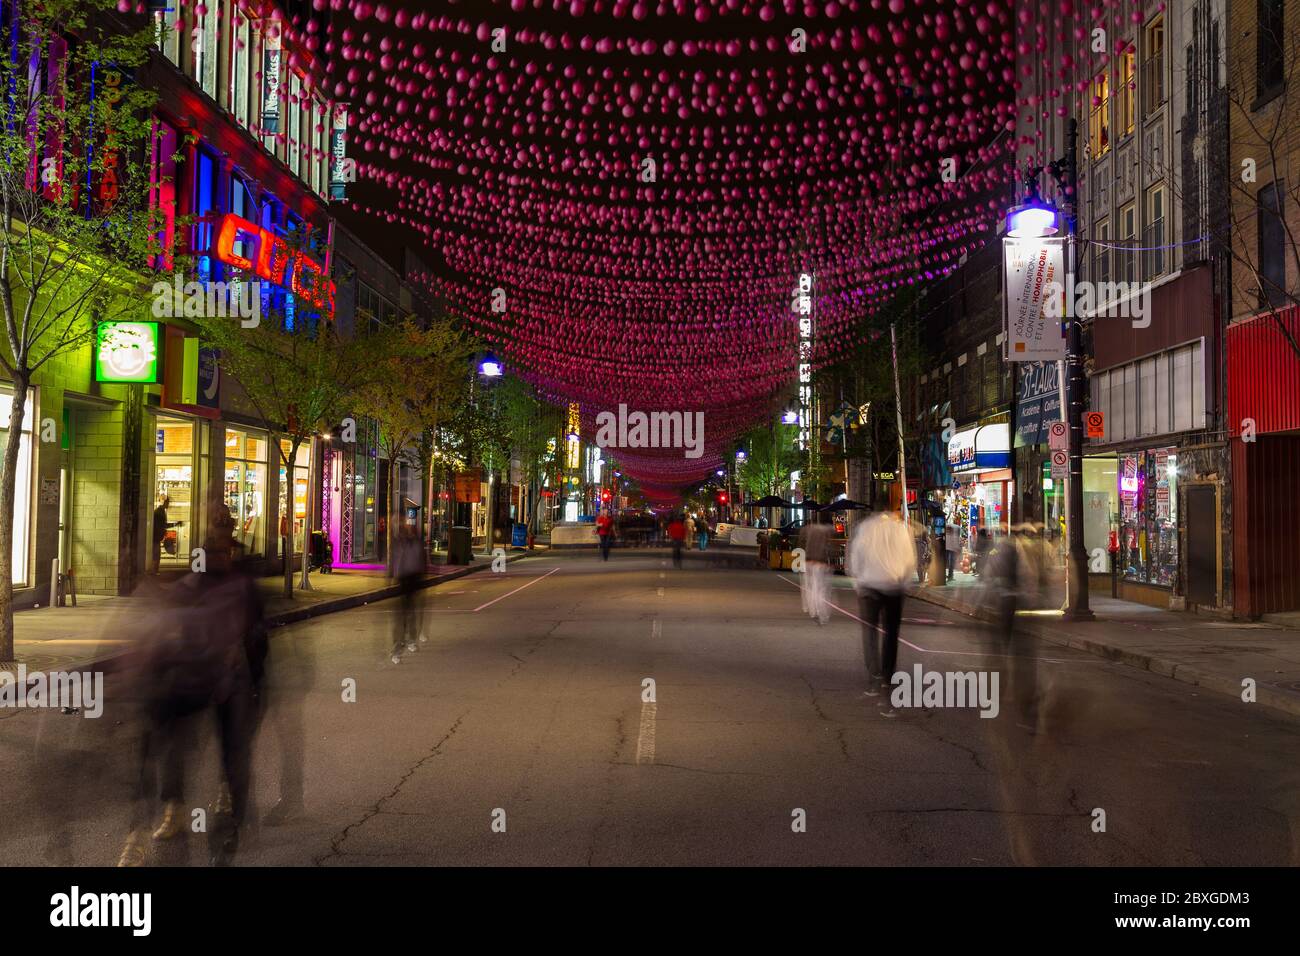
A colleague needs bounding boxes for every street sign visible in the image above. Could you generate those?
[1050,449,1068,479]
[1085,411,1105,439]
[1048,420,1068,450]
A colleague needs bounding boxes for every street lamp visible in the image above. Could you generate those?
[1009,122,1092,621]
[478,352,503,377]
[780,410,799,424]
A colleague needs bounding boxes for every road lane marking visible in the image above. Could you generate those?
[656,587,664,597]
[471,567,560,611]
[652,619,661,639]
[635,701,657,764]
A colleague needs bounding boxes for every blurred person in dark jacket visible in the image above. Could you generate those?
[120,500,266,867]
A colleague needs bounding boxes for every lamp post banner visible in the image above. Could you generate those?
[1002,237,1066,362]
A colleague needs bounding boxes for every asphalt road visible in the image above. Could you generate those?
[3,550,1298,866]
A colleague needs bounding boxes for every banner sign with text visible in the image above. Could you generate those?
[1002,237,1066,362]
[1014,360,1063,447]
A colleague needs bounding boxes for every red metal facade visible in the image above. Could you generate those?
[1227,306,1300,437]
[1232,437,1300,617]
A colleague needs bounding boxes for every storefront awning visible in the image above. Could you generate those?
[948,423,1011,473]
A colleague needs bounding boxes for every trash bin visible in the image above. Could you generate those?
[447,526,472,565]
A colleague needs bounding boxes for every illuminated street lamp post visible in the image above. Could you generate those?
[1005,118,1092,620]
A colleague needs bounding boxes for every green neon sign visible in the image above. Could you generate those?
[95,322,160,383]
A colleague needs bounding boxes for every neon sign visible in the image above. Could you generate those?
[210,213,336,317]
[95,322,160,383]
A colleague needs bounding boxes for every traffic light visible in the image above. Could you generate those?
[717,491,729,504]
[601,488,612,502]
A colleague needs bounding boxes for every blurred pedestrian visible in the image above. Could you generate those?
[151,494,174,573]
[944,519,961,581]
[798,511,833,625]
[122,500,265,866]
[391,523,424,662]
[668,513,686,568]
[696,513,710,551]
[596,510,614,561]
[988,525,1044,733]
[846,510,916,718]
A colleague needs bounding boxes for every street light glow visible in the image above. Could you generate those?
[479,352,504,377]
[1005,202,1060,238]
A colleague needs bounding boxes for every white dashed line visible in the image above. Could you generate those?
[635,701,657,765]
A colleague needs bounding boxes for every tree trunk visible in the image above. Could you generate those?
[0,375,31,661]
[283,438,300,600]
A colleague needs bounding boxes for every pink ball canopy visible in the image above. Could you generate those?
[315,0,1026,487]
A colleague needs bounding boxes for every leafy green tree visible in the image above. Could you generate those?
[0,1,159,658]
[189,281,394,598]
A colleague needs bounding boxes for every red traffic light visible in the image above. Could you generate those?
[717,492,729,503]
[601,489,611,501]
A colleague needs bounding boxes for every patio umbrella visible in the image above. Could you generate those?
[819,498,870,512]
[748,494,793,508]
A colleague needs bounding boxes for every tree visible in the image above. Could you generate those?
[189,276,394,598]
[354,315,474,571]
[0,1,160,659]
[736,420,802,501]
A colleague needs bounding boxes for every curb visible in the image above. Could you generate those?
[910,587,1300,720]
[40,551,534,678]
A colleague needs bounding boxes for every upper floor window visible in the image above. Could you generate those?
[1258,181,1287,310]
[1119,202,1137,285]
[1119,45,1136,137]
[1142,16,1165,116]
[1089,69,1110,158]
[1093,218,1111,290]
[193,0,219,99]
[1144,184,1166,279]
[153,5,180,66]
[1257,0,1285,99]
[229,9,252,128]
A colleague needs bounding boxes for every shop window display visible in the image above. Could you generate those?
[225,428,267,557]
[1118,448,1178,586]
[278,439,310,557]
[154,417,197,567]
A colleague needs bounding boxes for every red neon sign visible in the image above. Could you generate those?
[211,213,335,315]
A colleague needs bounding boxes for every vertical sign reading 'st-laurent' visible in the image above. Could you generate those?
[261,22,282,134]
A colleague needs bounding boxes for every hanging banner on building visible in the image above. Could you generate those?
[1014,360,1063,447]
[329,105,351,200]
[1002,237,1066,361]
[261,23,283,134]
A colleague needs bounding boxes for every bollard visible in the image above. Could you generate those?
[50,558,59,609]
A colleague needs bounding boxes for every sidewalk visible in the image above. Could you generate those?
[6,550,531,675]
[910,571,1300,719]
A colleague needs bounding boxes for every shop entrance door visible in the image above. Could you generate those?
[1185,485,1217,606]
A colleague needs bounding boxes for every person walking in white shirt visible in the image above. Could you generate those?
[846,510,916,716]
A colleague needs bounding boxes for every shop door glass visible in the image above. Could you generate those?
[155,418,196,566]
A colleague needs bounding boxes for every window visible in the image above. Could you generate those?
[1089,69,1110,157]
[1095,342,1207,443]
[1145,184,1166,278]
[192,149,221,284]
[1258,182,1286,309]
[1142,16,1165,115]
[288,73,302,176]
[1119,202,1137,285]
[0,389,34,586]
[1139,357,1156,436]
[193,0,219,98]
[1119,45,1136,136]
[149,120,179,271]
[230,9,252,128]
[1257,0,1285,99]
[224,428,268,558]
[153,5,181,66]
[1093,219,1111,291]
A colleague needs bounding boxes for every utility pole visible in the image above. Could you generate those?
[890,322,908,523]
[1049,118,1093,620]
